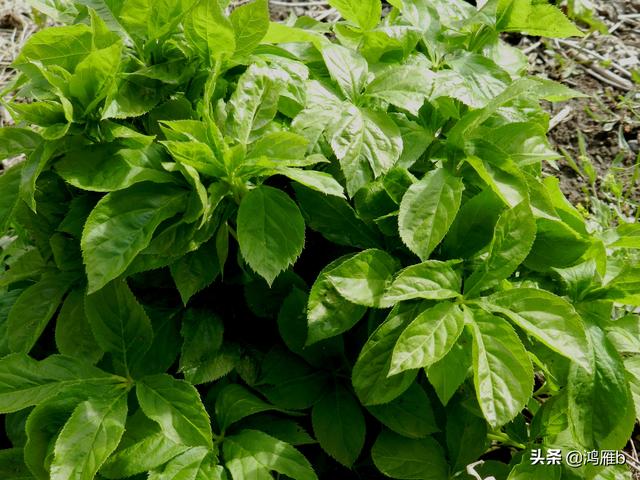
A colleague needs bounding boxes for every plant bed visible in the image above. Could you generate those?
[0,1,639,479]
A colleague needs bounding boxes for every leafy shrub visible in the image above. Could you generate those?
[0,0,639,479]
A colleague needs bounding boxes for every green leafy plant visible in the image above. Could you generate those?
[0,0,639,479]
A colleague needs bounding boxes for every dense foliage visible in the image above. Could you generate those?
[0,0,639,478]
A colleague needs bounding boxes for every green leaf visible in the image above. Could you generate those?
[306,255,367,345]
[426,333,472,405]
[525,218,590,271]
[352,302,427,405]
[468,307,533,428]
[294,184,381,249]
[147,446,218,480]
[275,168,345,198]
[568,309,636,450]
[381,260,461,307]
[371,429,448,480]
[239,414,316,446]
[321,44,368,101]
[328,106,402,196]
[507,456,562,480]
[50,393,127,480]
[136,374,213,448]
[324,249,398,307]
[216,384,284,431]
[328,0,381,30]
[365,65,435,116]
[179,309,235,385]
[487,288,590,369]
[257,348,329,410]
[7,273,74,353]
[390,302,465,374]
[367,383,438,439]
[0,354,120,414]
[223,429,317,480]
[55,289,103,365]
[435,53,510,108]
[312,385,365,468]
[499,2,584,37]
[464,201,536,298]
[13,24,93,73]
[230,0,269,60]
[184,0,235,62]
[0,164,24,233]
[226,65,282,145]
[399,168,464,261]
[445,402,489,472]
[101,430,188,479]
[170,240,220,305]
[0,128,41,161]
[55,144,175,192]
[68,42,122,111]
[0,448,32,479]
[85,279,153,376]
[81,182,187,293]
[237,186,305,286]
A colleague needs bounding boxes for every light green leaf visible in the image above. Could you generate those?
[568,309,636,450]
[55,289,103,365]
[7,273,74,354]
[434,53,510,108]
[0,128,41,161]
[223,429,317,480]
[100,431,188,479]
[81,182,187,292]
[13,24,93,73]
[147,447,217,480]
[352,302,427,405]
[328,105,402,196]
[328,0,381,30]
[381,260,461,307]
[312,385,365,468]
[371,429,448,480]
[184,0,235,61]
[365,65,435,115]
[230,0,269,60]
[390,302,465,374]
[469,308,533,428]
[499,2,584,37]
[464,201,536,298]
[137,374,213,448]
[0,354,120,414]
[306,255,367,345]
[399,168,464,261]
[237,186,305,286]
[50,393,127,480]
[68,42,122,111]
[85,279,153,376]
[56,144,175,192]
[367,383,438,439]
[487,288,590,369]
[275,168,345,198]
[226,65,283,144]
[216,384,284,431]
[324,249,398,307]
